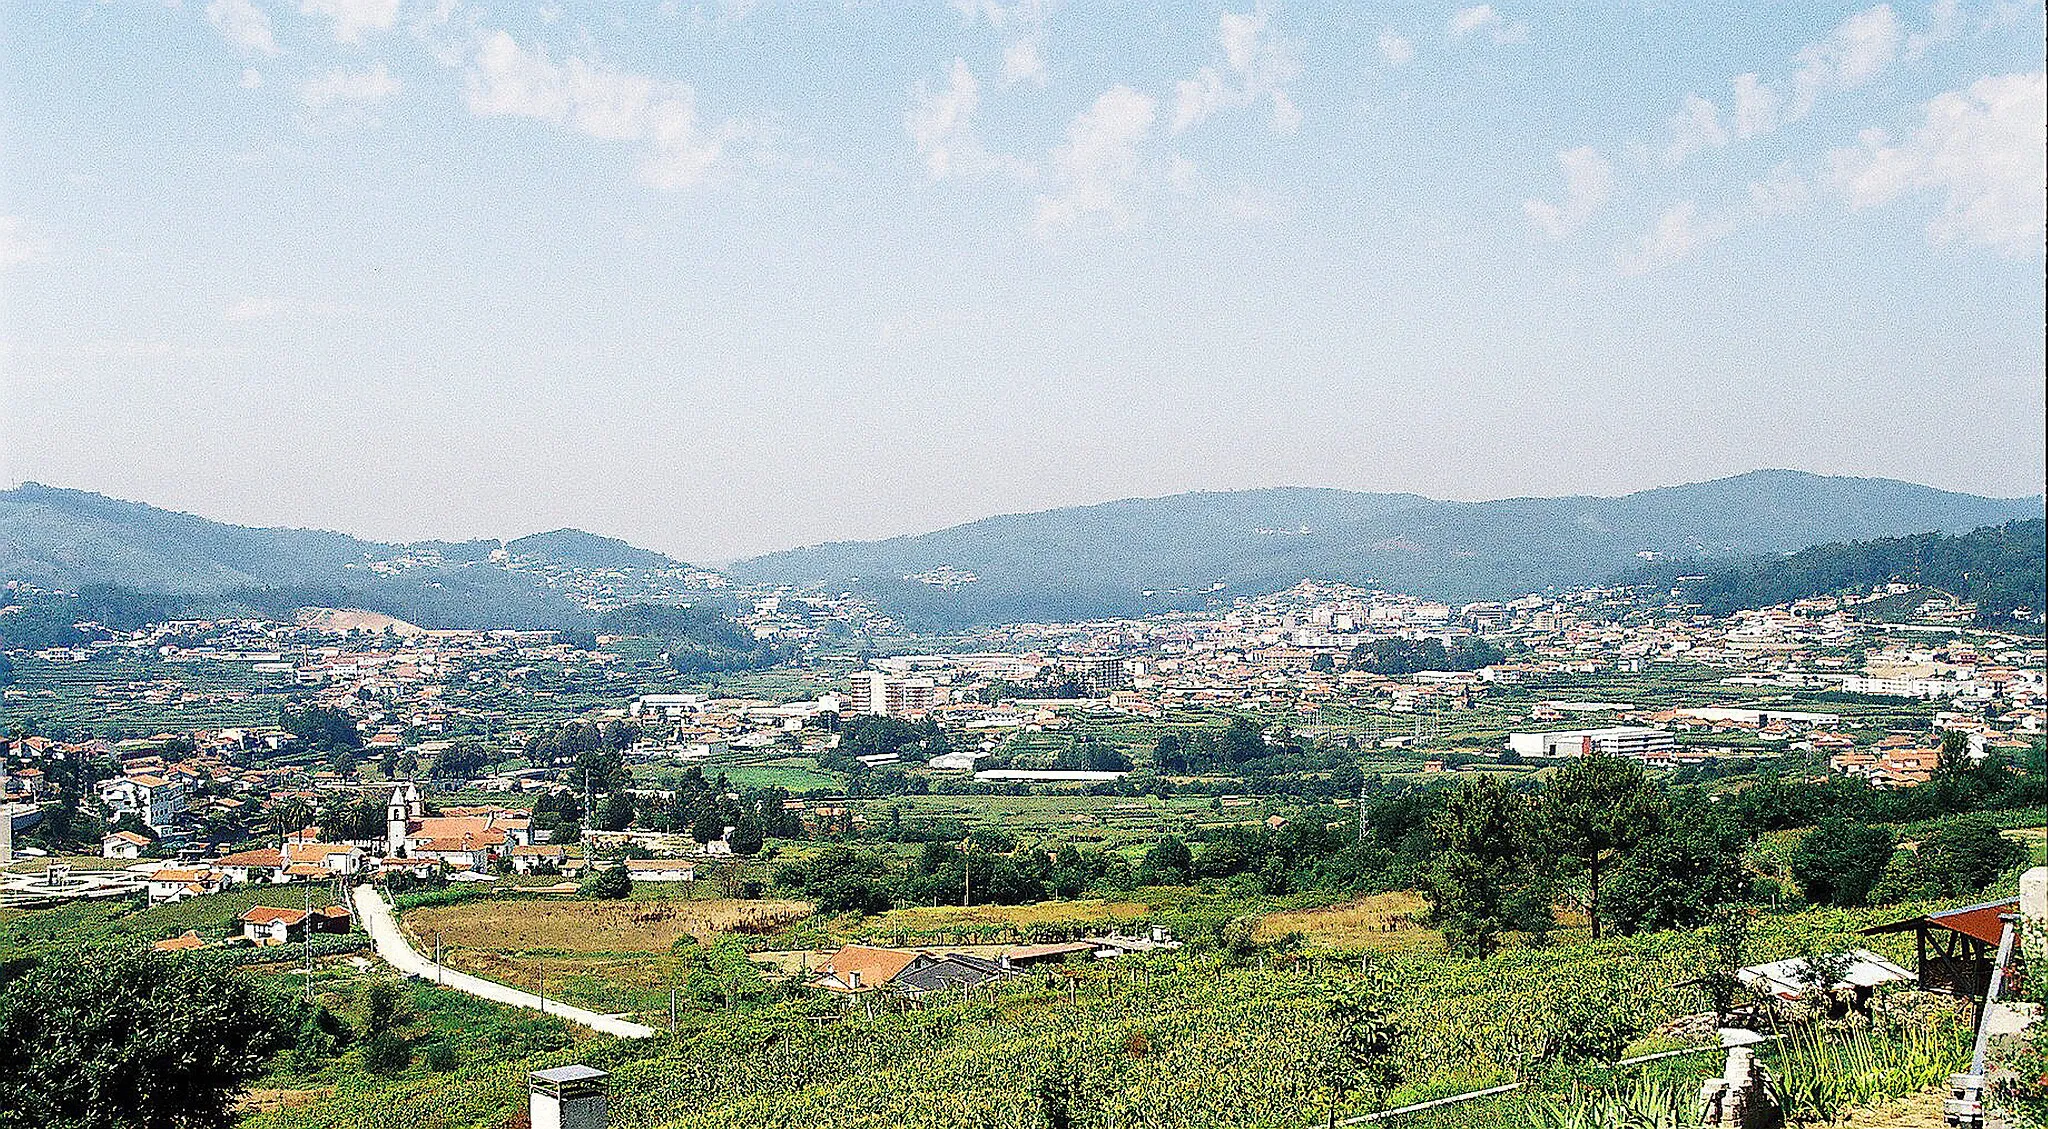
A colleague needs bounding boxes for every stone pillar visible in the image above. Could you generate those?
[530,1065,608,1129]
[2021,866,2047,961]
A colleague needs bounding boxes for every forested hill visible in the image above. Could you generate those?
[1633,517,2047,628]
[731,471,2041,627]
[0,485,762,654]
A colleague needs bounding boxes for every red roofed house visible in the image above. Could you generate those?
[810,945,935,993]
[102,830,152,860]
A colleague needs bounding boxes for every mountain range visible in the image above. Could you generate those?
[0,483,689,633]
[729,471,2042,626]
[2,472,2040,631]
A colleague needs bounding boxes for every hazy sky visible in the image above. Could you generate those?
[2,1,2043,564]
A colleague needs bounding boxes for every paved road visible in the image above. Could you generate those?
[351,884,655,1039]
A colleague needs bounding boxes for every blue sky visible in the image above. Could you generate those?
[2,1,2042,562]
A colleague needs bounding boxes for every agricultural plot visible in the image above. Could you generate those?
[245,896,1972,1129]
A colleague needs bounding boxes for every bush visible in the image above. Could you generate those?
[420,1040,459,1072]
[360,1031,411,1074]
[581,865,633,900]
[1791,818,1893,907]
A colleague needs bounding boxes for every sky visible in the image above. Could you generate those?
[1,1,2043,564]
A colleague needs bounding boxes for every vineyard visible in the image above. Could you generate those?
[245,898,1978,1129]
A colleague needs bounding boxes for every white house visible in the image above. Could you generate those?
[623,858,695,883]
[101,830,151,859]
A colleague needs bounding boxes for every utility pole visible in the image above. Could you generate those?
[537,960,545,1014]
[434,931,442,986]
[670,987,678,1035]
[302,882,314,1004]
[960,836,972,907]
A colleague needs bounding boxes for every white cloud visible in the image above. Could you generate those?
[463,31,740,191]
[1825,71,2046,254]
[1904,0,1960,58]
[1730,73,1778,139]
[1002,38,1047,86]
[907,58,1027,181]
[300,62,400,107]
[1790,4,1903,119]
[1378,29,1415,67]
[1447,5,1527,44]
[1663,93,1729,165]
[1035,85,1157,233]
[1172,4,1302,135]
[1748,162,1811,216]
[240,68,264,89]
[954,0,1050,89]
[1,216,51,267]
[301,0,398,44]
[1523,146,1612,239]
[1617,200,1735,275]
[207,0,278,55]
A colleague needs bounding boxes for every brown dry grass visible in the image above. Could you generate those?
[405,897,811,954]
[1832,1085,1947,1127]
[1253,892,1435,951]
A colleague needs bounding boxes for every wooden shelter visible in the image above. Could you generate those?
[1859,897,2018,1000]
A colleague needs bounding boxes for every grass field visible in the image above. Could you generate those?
[1251,891,1433,951]
[403,897,813,955]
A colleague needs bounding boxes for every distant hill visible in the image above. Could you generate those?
[0,484,701,636]
[506,528,680,571]
[1633,517,2047,628]
[730,471,2043,626]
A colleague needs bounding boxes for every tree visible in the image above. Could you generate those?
[0,946,289,1129]
[1603,795,1749,935]
[599,791,636,833]
[1426,776,1551,957]
[1540,752,1662,940]
[1790,819,1894,907]
[1137,835,1194,885]
[1314,978,1404,1129]
[278,704,362,752]
[728,817,765,856]
[581,864,633,900]
[1914,815,2023,897]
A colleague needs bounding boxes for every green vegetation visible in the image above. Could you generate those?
[1639,517,2047,628]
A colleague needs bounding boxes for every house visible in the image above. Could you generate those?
[890,953,1006,998]
[241,905,311,945]
[98,774,189,833]
[152,930,206,952]
[624,859,695,883]
[146,867,222,905]
[102,830,152,859]
[215,847,287,885]
[283,841,368,876]
[510,844,570,875]
[810,945,934,993]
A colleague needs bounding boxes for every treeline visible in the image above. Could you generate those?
[1346,636,1504,676]
[596,603,790,674]
[0,585,789,673]
[1631,518,2046,626]
[762,740,2042,955]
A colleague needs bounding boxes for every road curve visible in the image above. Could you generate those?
[351,884,656,1039]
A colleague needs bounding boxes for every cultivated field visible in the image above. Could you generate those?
[403,896,812,954]
[1251,891,1434,951]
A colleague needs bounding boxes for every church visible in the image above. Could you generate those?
[384,782,531,870]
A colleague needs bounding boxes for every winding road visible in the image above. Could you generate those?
[350,884,655,1039]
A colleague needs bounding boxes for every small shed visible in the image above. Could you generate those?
[1859,897,2019,999]
[1735,949,1913,1001]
